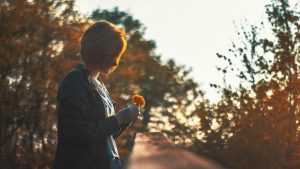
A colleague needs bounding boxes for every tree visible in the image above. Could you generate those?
[192,0,300,169]
[0,1,86,168]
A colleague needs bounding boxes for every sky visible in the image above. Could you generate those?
[75,0,299,102]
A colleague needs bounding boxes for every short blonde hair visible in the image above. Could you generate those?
[80,21,126,65]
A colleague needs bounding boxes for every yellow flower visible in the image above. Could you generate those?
[132,95,145,107]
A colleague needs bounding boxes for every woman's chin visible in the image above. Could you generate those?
[101,69,114,74]
[100,66,117,74]
[101,70,110,74]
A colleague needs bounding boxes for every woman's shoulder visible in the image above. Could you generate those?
[63,64,90,84]
[57,64,90,99]
[65,68,84,81]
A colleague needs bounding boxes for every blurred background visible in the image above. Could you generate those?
[0,0,300,169]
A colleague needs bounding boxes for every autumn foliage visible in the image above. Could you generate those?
[1,0,300,169]
[191,1,300,169]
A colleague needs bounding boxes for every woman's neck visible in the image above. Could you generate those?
[84,63,100,79]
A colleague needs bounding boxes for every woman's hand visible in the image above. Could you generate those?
[115,104,140,125]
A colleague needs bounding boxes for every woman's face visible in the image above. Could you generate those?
[99,54,122,74]
[98,37,127,74]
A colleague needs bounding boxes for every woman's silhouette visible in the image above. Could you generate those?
[53,21,140,169]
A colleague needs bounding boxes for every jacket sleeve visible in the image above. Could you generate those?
[59,71,121,145]
[113,122,132,139]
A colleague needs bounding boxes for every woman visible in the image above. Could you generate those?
[53,21,140,169]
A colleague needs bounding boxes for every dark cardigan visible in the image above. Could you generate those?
[52,64,129,169]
